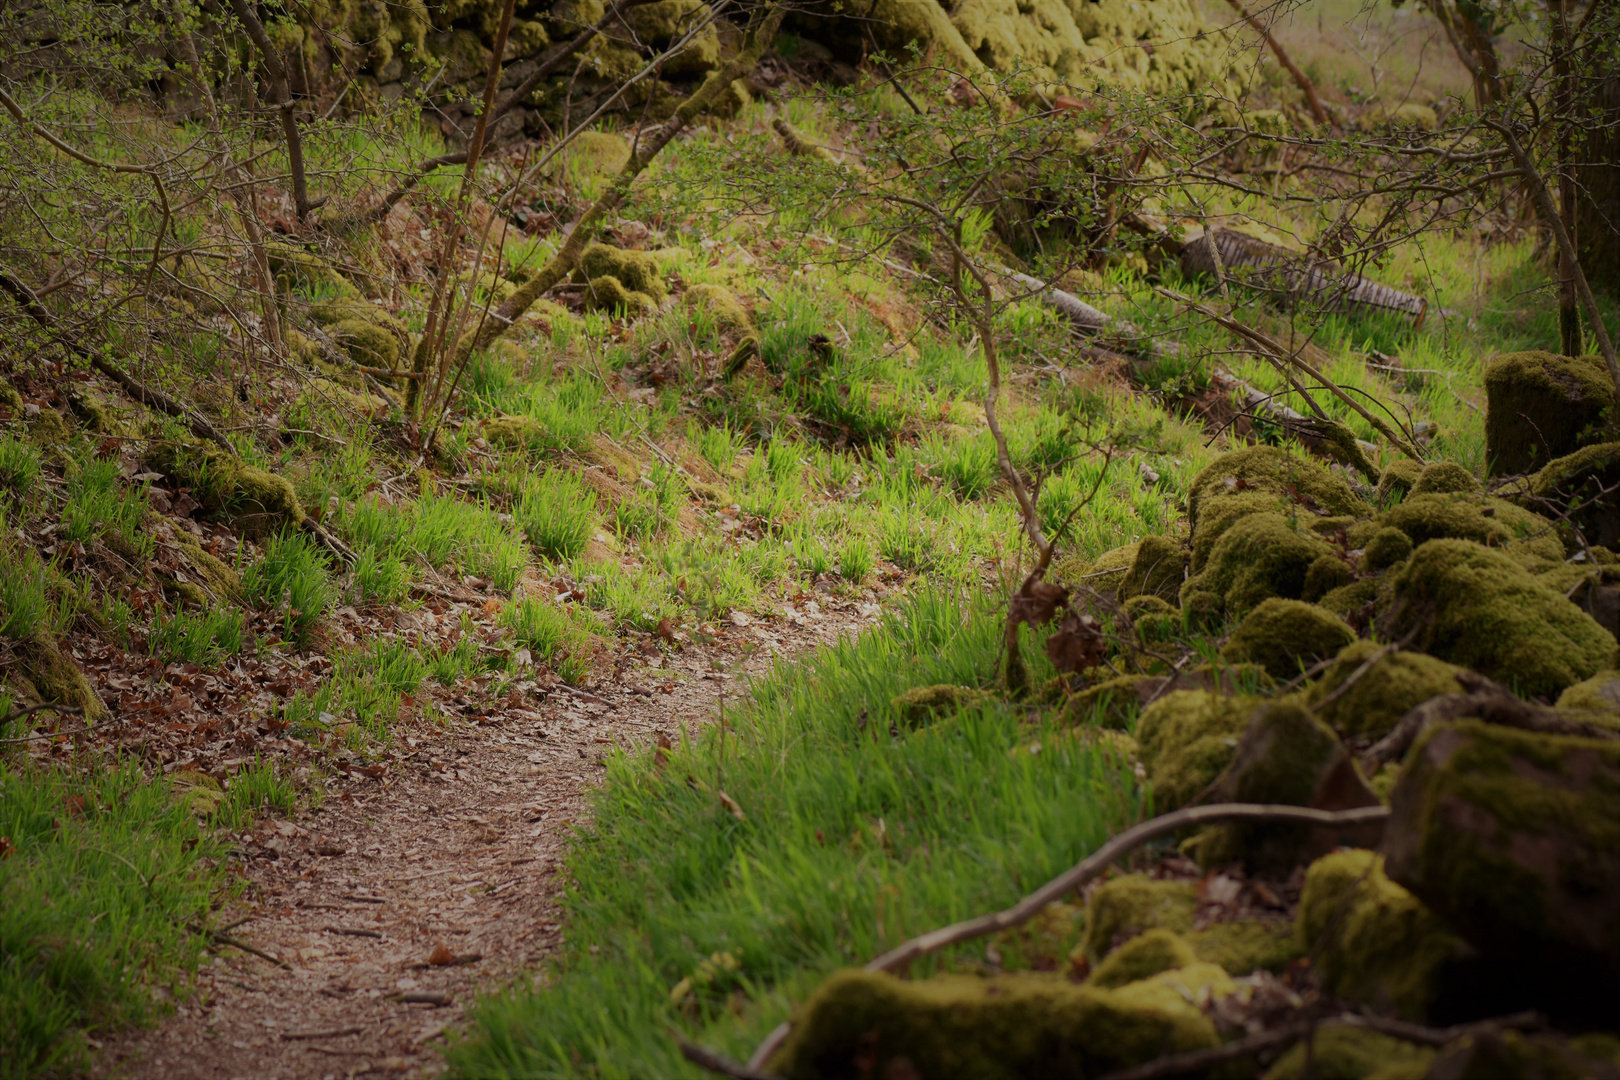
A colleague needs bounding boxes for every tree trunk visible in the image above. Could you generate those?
[1575,67,1620,297]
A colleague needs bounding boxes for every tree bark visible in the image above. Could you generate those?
[1575,62,1620,296]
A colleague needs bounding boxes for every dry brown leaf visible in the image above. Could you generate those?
[717,790,746,822]
[1045,612,1108,674]
[1009,579,1069,630]
[427,945,454,967]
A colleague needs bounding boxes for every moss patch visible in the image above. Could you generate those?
[1302,553,1353,602]
[1181,513,1334,624]
[1187,446,1369,530]
[1186,919,1301,976]
[1052,541,1137,598]
[1483,350,1617,476]
[1376,458,1422,503]
[1377,492,1563,566]
[682,283,753,332]
[1361,526,1414,573]
[1383,539,1617,700]
[1528,441,1620,549]
[1119,534,1185,605]
[579,243,667,302]
[11,633,108,721]
[890,683,992,727]
[148,443,305,532]
[583,275,657,315]
[1086,928,1194,989]
[1262,1026,1435,1080]
[1306,640,1463,738]
[1058,673,1157,729]
[1136,690,1255,809]
[1555,669,1620,719]
[1410,460,1478,495]
[1221,598,1356,680]
[1078,874,1197,963]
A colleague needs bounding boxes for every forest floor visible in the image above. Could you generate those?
[94,601,872,1080]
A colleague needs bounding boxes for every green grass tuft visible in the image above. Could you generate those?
[242,531,332,645]
[516,470,598,562]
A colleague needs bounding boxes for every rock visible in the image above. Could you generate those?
[1377,458,1423,503]
[1306,640,1464,738]
[1184,919,1300,976]
[1220,598,1357,680]
[1484,350,1617,477]
[1382,720,1620,1022]
[582,274,657,315]
[1181,514,1336,626]
[1135,690,1257,810]
[1262,1026,1435,1079]
[147,443,304,532]
[1118,534,1186,605]
[1527,441,1620,549]
[579,242,666,302]
[1424,1030,1620,1080]
[1187,446,1370,531]
[1556,669,1620,722]
[1086,928,1194,989]
[767,965,1231,1079]
[1299,850,1474,1022]
[1361,525,1414,573]
[1188,490,1289,573]
[1078,875,1195,963]
[1377,492,1564,568]
[889,683,992,727]
[682,282,753,331]
[562,130,630,177]
[1197,702,1382,869]
[1382,539,1617,700]
[1410,460,1479,496]
[1302,553,1354,602]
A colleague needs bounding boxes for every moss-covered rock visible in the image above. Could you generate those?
[625,0,719,73]
[1123,595,1180,646]
[169,526,244,602]
[1086,928,1195,989]
[297,378,391,419]
[1136,690,1256,809]
[767,965,1231,1079]
[564,131,630,177]
[1383,539,1617,700]
[1078,875,1197,963]
[890,683,992,727]
[579,242,666,302]
[329,318,400,368]
[1299,849,1474,1021]
[1410,460,1478,496]
[1185,919,1301,976]
[1382,721,1620,1010]
[1188,490,1287,573]
[1187,445,1370,530]
[26,405,71,444]
[1376,458,1423,503]
[307,296,406,333]
[1528,441,1620,549]
[1302,553,1353,602]
[1262,1026,1436,1080]
[1425,1030,1620,1080]
[582,274,657,315]
[266,241,355,296]
[1118,534,1185,605]
[1051,540,1138,598]
[682,282,752,331]
[1378,492,1563,566]
[1058,673,1157,729]
[1181,513,1335,624]
[147,443,304,531]
[1319,578,1381,621]
[10,633,108,721]
[68,393,132,436]
[1484,350,1617,477]
[1305,639,1464,738]
[1555,669,1620,719]
[1220,598,1356,680]
[1361,525,1414,573]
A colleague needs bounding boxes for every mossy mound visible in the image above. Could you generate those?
[1262,1026,1436,1080]
[1484,350,1617,477]
[266,242,355,296]
[624,0,719,74]
[682,283,753,331]
[1136,690,1256,809]
[1079,875,1195,962]
[890,683,993,727]
[1185,919,1301,976]
[169,527,244,603]
[1384,539,1617,700]
[1181,513,1334,625]
[1410,460,1479,496]
[768,965,1229,1079]
[1122,595,1179,643]
[69,393,133,436]
[329,318,400,368]
[298,378,391,419]
[1221,598,1356,680]
[1376,458,1423,503]
[481,414,546,450]
[1377,492,1564,566]
[9,633,108,722]
[147,443,305,531]
[1318,578,1381,620]
[307,296,405,333]
[1427,1030,1620,1079]
[583,275,657,315]
[1086,928,1195,989]
[1299,850,1474,1022]
[1118,534,1185,605]
[1305,640,1464,739]
[1528,441,1620,549]
[579,243,666,302]
[1361,526,1414,573]
[1052,541,1137,598]
[1187,445,1370,530]
[25,405,71,444]
[1057,673,1156,729]
[1555,669,1620,719]
[1189,490,1287,573]
[563,131,630,177]
[1302,553,1353,601]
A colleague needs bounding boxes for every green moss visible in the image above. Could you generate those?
[27,406,71,445]
[1189,490,1286,573]
[890,683,992,727]
[1299,850,1473,1021]
[147,443,304,531]
[768,965,1227,1080]
[1361,526,1414,573]
[583,275,656,315]
[1302,553,1353,602]
[0,379,24,416]
[1318,419,1379,481]
[1318,578,1381,619]
[1377,458,1423,503]
[1221,598,1356,680]
[1136,690,1256,810]
[1181,513,1335,624]
[1122,595,1179,643]
[1528,441,1620,549]
[1378,492,1564,566]
[624,0,719,73]
[307,296,406,334]
[1086,928,1194,989]
[1554,669,1620,720]
[1079,875,1197,963]
[564,131,630,177]
[266,241,355,296]
[1384,539,1617,700]
[1306,640,1464,739]
[1119,534,1185,605]
[169,528,244,603]
[1411,460,1479,495]
[298,378,390,419]
[1059,673,1156,729]
[682,283,753,332]
[1484,350,1617,476]
[481,415,546,450]
[1187,446,1370,531]
[329,318,400,368]
[579,243,666,302]
[1262,1027,1436,1080]
[1186,919,1301,976]
[68,394,130,436]
[1052,541,1137,598]
[12,633,107,722]
[1427,1030,1620,1079]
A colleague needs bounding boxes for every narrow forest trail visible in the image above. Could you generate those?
[95,600,875,1080]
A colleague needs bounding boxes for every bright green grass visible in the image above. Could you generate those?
[242,531,332,645]
[446,592,1141,1078]
[0,759,225,1078]
[148,607,247,667]
[339,491,528,592]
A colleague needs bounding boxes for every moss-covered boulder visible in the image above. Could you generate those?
[1185,919,1301,976]
[767,965,1230,1080]
[579,243,667,302]
[1181,513,1335,624]
[328,318,400,368]
[1189,490,1286,573]
[1118,534,1186,605]
[307,296,406,334]
[1409,460,1479,496]
[1220,598,1356,680]
[1136,690,1256,810]
[682,282,753,331]
[1528,441,1620,549]
[1382,721,1620,1011]
[890,683,992,727]
[1058,673,1158,729]
[563,131,630,177]
[1361,525,1414,573]
[1121,595,1179,642]
[1052,541,1137,598]
[1555,669,1620,720]
[1187,445,1370,530]
[168,526,244,603]
[1086,928,1195,988]
[1077,874,1196,963]
[1484,350,1617,477]
[625,0,719,73]
[1302,553,1353,602]
[1262,1027,1435,1080]
[1425,1031,1620,1080]
[266,241,355,296]
[1383,539,1617,700]
[1377,492,1564,567]
[1305,639,1465,738]
[1376,458,1423,503]
[1299,850,1474,1021]
[9,633,108,722]
[147,443,304,532]
[583,274,656,315]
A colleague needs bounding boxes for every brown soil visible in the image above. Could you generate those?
[93,598,876,1080]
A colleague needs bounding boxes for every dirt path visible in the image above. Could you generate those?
[97,599,872,1080]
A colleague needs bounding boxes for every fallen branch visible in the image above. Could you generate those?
[743,802,1391,1071]
[678,1038,782,1080]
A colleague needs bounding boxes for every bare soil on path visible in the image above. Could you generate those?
[96,599,872,1080]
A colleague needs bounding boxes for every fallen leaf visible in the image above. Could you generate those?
[654,732,673,770]
[1045,612,1108,674]
[717,789,746,822]
[427,944,454,967]
[1009,578,1069,630]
